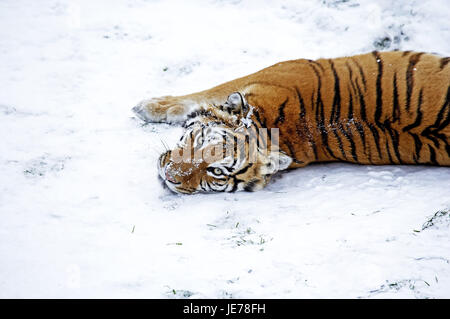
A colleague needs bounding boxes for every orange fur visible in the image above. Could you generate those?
[134,51,449,193]
[139,51,449,167]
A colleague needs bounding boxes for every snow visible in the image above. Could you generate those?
[0,0,449,298]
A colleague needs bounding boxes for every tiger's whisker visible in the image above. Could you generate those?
[160,139,169,151]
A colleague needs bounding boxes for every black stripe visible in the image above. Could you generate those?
[354,121,366,153]
[428,145,438,165]
[284,140,303,164]
[223,165,234,174]
[241,134,250,165]
[405,52,424,112]
[402,51,412,57]
[347,86,354,122]
[296,87,306,118]
[426,132,449,157]
[252,108,272,150]
[177,186,195,193]
[232,136,238,167]
[440,57,449,70]
[231,176,247,192]
[420,87,450,156]
[409,132,422,163]
[403,89,424,132]
[329,60,342,124]
[186,109,224,124]
[307,59,325,72]
[251,122,264,150]
[355,79,367,121]
[353,80,369,159]
[201,128,205,147]
[257,125,268,151]
[243,179,259,192]
[338,122,357,162]
[352,59,367,90]
[253,108,267,128]
[372,51,384,130]
[199,180,208,192]
[285,140,296,158]
[385,138,393,163]
[354,77,380,159]
[422,133,440,148]
[186,110,201,119]
[435,87,450,131]
[308,64,339,160]
[214,183,228,193]
[183,121,196,129]
[342,84,358,162]
[332,129,347,160]
[274,98,288,125]
[347,133,358,162]
[205,181,215,192]
[384,120,403,164]
[423,86,450,132]
[367,123,382,159]
[326,62,358,162]
[233,162,253,176]
[372,52,391,161]
[230,177,239,192]
[392,72,400,123]
[346,62,368,159]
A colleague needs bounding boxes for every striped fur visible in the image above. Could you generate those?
[134,51,450,193]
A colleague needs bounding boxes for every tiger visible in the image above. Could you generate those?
[133,51,450,194]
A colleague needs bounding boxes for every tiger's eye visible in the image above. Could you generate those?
[213,168,222,175]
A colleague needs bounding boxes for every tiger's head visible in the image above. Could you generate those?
[158,93,292,194]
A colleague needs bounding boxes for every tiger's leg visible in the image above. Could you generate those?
[132,75,254,124]
[132,95,204,124]
[133,91,251,124]
[133,86,247,124]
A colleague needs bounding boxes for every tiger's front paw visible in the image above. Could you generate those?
[132,96,189,124]
[132,96,171,123]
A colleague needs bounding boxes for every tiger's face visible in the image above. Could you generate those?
[157,122,292,194]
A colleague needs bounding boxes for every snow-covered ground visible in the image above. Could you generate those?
[0,0,449,298]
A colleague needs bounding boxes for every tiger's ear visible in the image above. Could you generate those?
[225,92,248,114]
[263,151,292,175]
